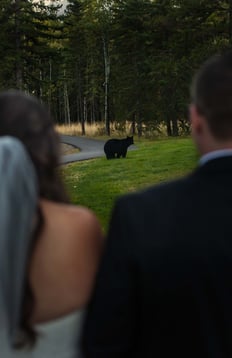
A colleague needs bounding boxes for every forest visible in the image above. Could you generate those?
[0,0,232,136]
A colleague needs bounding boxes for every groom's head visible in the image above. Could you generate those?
[190,51,232,154]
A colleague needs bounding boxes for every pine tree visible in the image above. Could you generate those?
[0,0,62,94]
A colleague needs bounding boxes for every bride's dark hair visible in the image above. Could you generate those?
[0,90,69,348]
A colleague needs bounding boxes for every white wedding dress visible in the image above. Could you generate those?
[0,138,85,358]
[1,310,85,358]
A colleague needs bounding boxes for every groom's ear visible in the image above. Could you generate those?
[190,104,204,137]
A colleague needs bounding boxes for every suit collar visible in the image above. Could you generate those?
[199,150,232,166]
[196,155,232,176]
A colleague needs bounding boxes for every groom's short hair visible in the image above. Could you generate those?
[191,51,232,140]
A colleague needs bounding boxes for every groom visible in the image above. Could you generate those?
[82,51,232,357]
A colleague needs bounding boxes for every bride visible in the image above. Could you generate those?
[0,91,103,357]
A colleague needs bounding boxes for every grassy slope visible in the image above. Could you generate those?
[60,138,198,231]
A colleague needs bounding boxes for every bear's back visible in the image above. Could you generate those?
[104,136,133,159]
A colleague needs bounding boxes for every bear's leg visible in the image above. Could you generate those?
[106,151,116,159]
[122,150,127,158]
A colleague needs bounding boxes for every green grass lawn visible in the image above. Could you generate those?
[60,137,198,232]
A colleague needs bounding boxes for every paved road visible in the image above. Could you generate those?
[60,135,105,164]
[60,135,137,164]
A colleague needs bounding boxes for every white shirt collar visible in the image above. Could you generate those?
[199,149,232,166]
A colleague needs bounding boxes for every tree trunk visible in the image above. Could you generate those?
[76,61,83,124]
[39,60,43,98]
[166,116,172,136]
[103,35,110,136]
[172,117,179,136]
[63,70,70,125]
[82,97,86,135]
[137,123,142,137]
[15,0,23,89]
[137,113,142,138]
[131,113,136,135]
[48,58,52,110]
[229,0,232,44]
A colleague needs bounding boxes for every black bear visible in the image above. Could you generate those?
[104,136,134,159]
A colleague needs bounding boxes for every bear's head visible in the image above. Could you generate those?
[126,136,134,145]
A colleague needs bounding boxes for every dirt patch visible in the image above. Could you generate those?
[61,143,80,155]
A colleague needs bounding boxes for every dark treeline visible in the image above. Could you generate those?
[0,0,232,136]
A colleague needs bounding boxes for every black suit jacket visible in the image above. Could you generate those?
[82,157,232,358]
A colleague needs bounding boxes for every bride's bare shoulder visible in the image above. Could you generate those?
[39,199,103,242]
[30,200,104,317]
